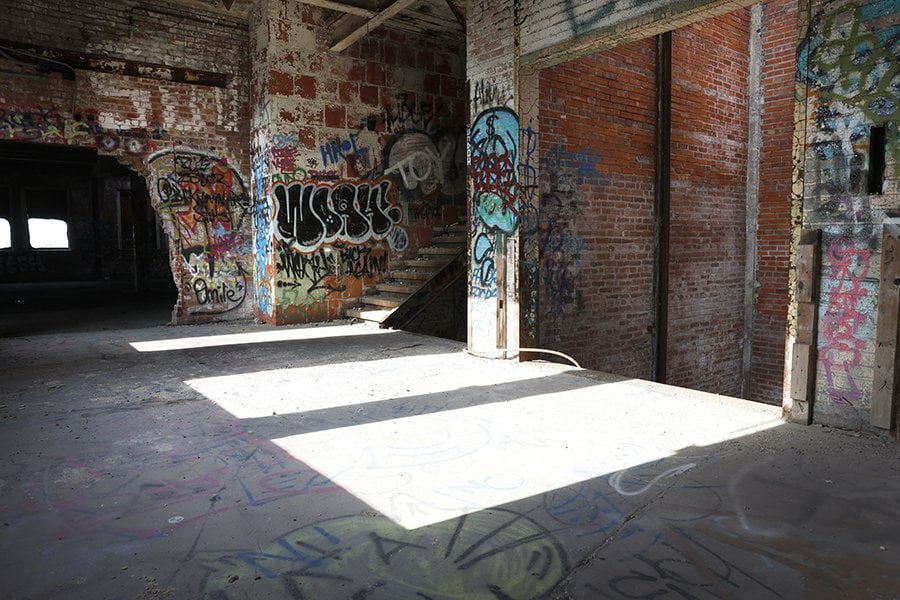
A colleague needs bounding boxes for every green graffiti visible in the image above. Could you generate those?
[809,3,898,126]
[474,192,518,234]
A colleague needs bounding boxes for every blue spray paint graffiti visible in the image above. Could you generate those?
[253,151,274,316]
[471,107,520,234]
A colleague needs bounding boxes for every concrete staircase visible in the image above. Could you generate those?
[344,222,466,324]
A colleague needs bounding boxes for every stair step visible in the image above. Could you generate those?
[376,282,418,294]
[399,258,452,269]
[433,235,466,245]
[359,293,407,308]
[434,223,467,234]
[391,269,436,281]
[345,307,395,323]
[419,246,462,255]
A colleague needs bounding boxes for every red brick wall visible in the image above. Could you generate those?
[538,39,658,379]
[538,9,753,391]
[751,0,798,404]
[667,10,750,396]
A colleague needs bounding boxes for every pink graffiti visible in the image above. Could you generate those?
[819,238,871,407]
[207,231,245,259]
[272,146,297,171]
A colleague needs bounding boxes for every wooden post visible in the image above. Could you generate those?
[872,222,900,430]
[789,229,821,424]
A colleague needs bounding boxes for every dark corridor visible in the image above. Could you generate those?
[0,141,176,336]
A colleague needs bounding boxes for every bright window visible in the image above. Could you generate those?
[26,189,69,250]
[0,218,10,249]
[27,218,69,249]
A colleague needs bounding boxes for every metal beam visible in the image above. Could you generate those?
[302,0,376,18]
[330,0,419,52]
[653,31,672,384]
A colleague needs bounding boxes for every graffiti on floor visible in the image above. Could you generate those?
[576,524,787,599]
[198,510,569,599]
[3,428,337,542]
[148,150,253,316]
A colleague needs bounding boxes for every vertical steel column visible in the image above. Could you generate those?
[654,31,672,383]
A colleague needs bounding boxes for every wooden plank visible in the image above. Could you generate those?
[796,301,817,345]
[789,228,820,425]
[871,222,900,429]
[796,242,818,303]
[444,0,465,26]
[301,0,376,17]
[790,342,814,424]
[330,0,419,52]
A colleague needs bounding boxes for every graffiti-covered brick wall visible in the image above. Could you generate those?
[251,1,466,324]
[0,0,252,323]
[798,0,899,429]
[538,39,658,378]
[667,10,751,396]
[467,1,520,354]
[751,0,798,404]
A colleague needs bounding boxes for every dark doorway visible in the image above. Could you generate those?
[0,141,176,336]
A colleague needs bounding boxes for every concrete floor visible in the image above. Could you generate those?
[1,318,899,600]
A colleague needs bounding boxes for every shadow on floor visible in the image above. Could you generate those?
[0,320,897,600]
[0,280,176,337]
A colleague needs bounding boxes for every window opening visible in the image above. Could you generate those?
[868,124,886,195]
[26,189,70,249]
[0,188,10,249]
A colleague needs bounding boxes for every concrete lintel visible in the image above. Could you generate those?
[520,0,760,71]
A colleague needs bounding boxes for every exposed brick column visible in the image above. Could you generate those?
[467,0,520,355]
[250,0,466,325]
[751,0,798,404]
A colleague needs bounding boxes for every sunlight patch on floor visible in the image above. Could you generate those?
[130,323,395,352]
[272,379,784,530]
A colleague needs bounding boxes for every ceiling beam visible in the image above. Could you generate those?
[301,0,376,18]
[444,0,464,27]
[330,0,419,52]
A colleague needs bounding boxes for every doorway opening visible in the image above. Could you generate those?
[0,141,176,336]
